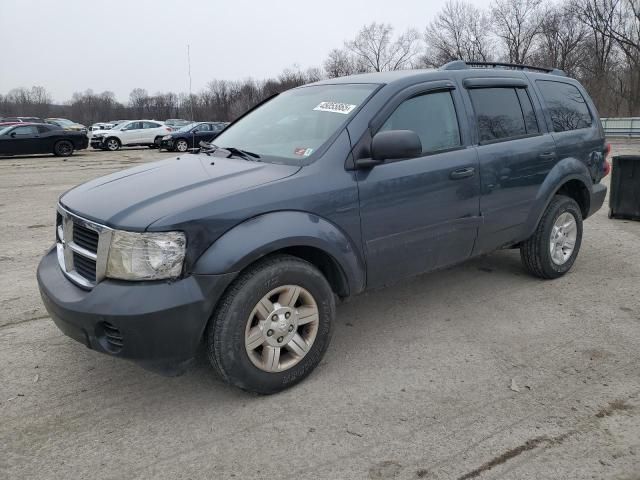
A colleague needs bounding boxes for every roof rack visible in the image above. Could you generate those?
[440,60,566,76]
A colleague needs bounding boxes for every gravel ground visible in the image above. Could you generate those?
[0,141,639,480]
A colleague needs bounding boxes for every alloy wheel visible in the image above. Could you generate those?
[244,285,319,372]
[550,211,577,265]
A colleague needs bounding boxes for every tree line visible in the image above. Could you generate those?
[1,0,638,126]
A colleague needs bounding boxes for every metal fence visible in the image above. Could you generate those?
[601,117,640,137]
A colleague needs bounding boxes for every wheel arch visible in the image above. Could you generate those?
[192,211,366,298]
[524,157,593,239]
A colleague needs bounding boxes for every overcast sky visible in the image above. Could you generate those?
[1,0,493,102]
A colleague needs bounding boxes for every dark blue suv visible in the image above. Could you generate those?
[37,61,608,393]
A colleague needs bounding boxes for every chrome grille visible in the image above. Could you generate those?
[56,205,112,289]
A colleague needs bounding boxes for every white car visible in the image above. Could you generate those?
[90,120,171,151]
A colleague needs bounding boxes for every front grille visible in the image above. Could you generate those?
[73,252,96,282]
[102,322,124,352]
[73,224,99,253]
[56,205,112,289]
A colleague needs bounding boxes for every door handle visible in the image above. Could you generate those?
[539,152,556,160]
[450,167,475,180]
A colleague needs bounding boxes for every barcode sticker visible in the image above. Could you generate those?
[313,101,357,115]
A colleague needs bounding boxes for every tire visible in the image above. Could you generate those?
[105,137,120,151]
[175,139,189,152]
[206,254,335,394]
[53,140,74,157]
[520,195,583,279]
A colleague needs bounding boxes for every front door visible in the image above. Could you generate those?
[356,87,481,288]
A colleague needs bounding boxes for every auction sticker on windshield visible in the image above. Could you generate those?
[314,101,357,115]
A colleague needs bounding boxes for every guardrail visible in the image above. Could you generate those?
[601,117,640,137]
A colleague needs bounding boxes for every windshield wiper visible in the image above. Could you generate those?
[199,142,260,161]
[222,147,261,160]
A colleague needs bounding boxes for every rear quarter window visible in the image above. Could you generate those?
[536,80,592,132]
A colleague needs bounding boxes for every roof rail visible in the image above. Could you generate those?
[440,60,566,76]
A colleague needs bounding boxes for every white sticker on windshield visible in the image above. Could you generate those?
[314,101,357,115]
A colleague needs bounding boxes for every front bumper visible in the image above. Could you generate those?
[588,182,607,218]
[158,138,173,149]
[37,247,235,375]
[90,138,105,149]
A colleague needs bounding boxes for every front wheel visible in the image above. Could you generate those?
[105,137,120,151]
[175,139,189,152]
[520,195,583,279]
[206,255,335,394]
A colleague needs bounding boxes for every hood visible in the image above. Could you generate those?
[60,154,300,230]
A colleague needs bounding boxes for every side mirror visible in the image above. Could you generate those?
[372,130,422,161]
[356,130,422,168]
[10,132,16,138]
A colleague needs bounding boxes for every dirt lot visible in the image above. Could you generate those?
[1,142,639,480]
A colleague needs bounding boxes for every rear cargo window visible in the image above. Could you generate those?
[469,88,528,142]
[537,80,592,132]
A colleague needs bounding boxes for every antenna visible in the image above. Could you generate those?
[187,44,195,121]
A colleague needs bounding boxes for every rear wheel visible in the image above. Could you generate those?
[520,195,583,279]
[53,140,74,157]
[105,137,120,151]
[206,255,335,394]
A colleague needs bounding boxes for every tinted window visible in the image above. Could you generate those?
[537,81,592,132]
[143,121,161,129]
[12,125,38,135]
[37,125,51,133]
[194,123,211,132]
[470,88,527,142]
[124,122,141,130]
[380,90,461,153]
[516,89,539,134]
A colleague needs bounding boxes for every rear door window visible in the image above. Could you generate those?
[536,80,592,132]
[143,122,161,129]
[469,88,529,143]
[379,90,461,153]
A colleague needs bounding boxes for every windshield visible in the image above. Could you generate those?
[212,84,377,162]
[179,123,198,132]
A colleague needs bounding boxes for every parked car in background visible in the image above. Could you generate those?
[0,123,88,157]
[45,118,87,133]
[164,118,191,129]
[89,123,115,132]
[90,120,171,151]
[158,121,227,151]
[0,116,45,123]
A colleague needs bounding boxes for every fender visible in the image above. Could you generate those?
[192,211,366,296]
[524,156,593,238]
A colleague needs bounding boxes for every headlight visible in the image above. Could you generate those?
[162,135,171,140]
[93,134,104,139]
[106,231,186,280]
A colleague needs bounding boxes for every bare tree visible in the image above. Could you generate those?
[532,3,588,73]
[346,23,421,72]
[491,0,545,63]
[424,0,495,66]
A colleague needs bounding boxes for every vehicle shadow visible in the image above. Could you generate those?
[42,249,528,408]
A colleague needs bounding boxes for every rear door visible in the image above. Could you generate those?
[462,79,557,254]
[356,82,481,287]
[142,121,165,143]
